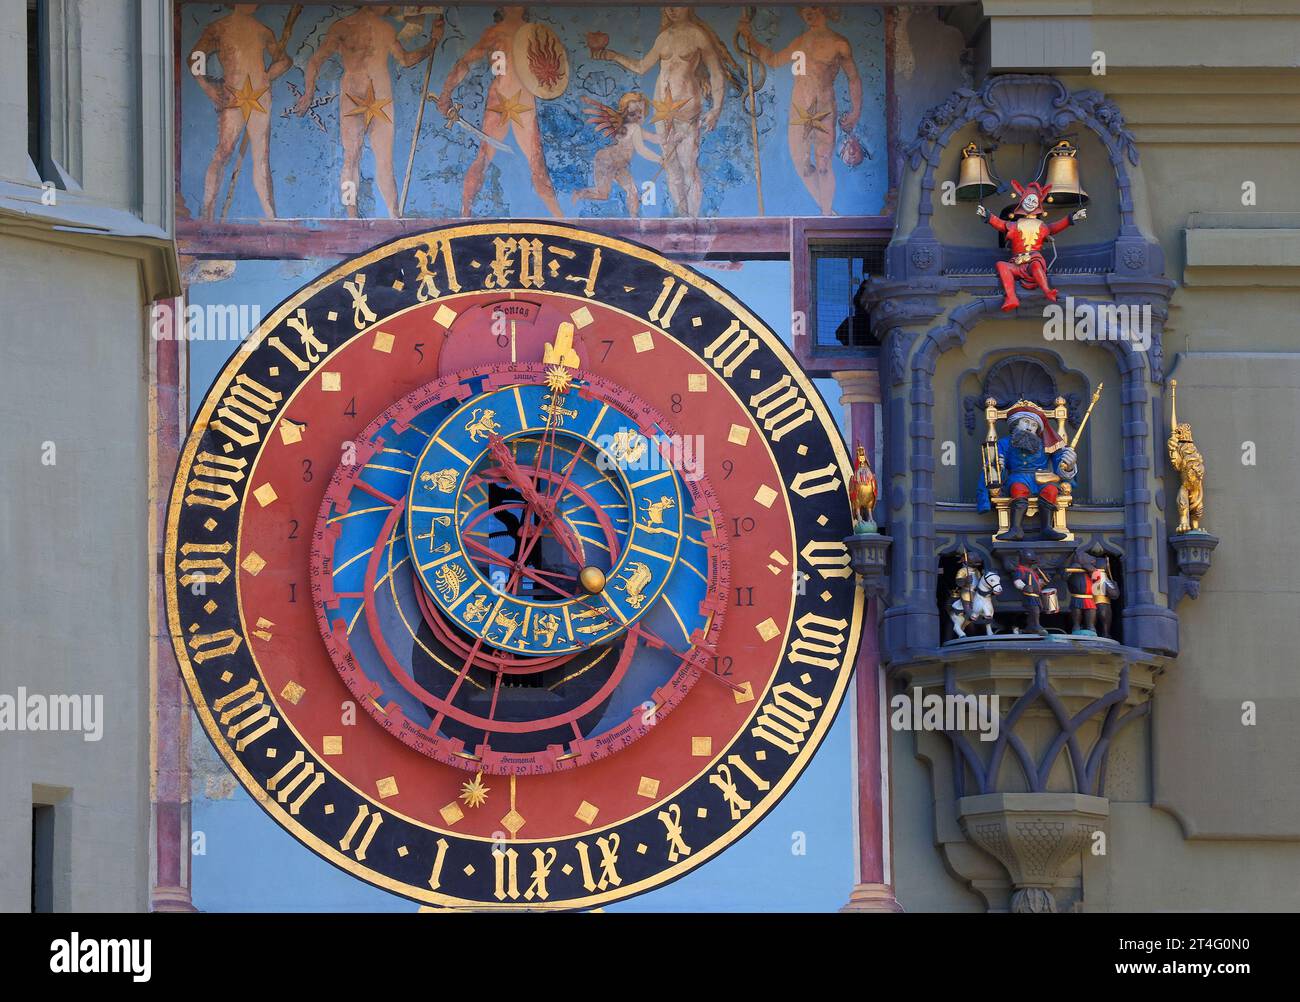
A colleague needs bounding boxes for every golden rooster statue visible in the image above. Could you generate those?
[850,442,879,533]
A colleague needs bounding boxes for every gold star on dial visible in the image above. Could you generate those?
[459,772,490,808]
[488,89,532,128]
[228,75,268,122]
[792,99,832,136]
[649,85,690,127]
[346,82,393,129]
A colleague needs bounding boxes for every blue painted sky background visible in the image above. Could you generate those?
[185,258,857,912]
[179,4,887,219]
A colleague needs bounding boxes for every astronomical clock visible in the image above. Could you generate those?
[166,223,862,908]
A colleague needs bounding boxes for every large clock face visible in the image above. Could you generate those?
[167,223,861,909]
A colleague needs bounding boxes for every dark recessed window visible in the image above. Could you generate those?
[27,0,48,177]
[811,242,886,348]
[32,803,54,913]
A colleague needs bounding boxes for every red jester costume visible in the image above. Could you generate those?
[977,179,1087,311]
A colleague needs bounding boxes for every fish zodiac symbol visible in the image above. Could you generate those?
[637,495,676,533]
[420,468,459,493]
[613,561,653,609]
[434,563,467,602]
[465,408,501,443]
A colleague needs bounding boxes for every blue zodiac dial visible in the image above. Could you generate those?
[407,368,689,656]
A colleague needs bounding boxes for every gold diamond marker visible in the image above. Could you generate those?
[637,776,660,799]
[278,419,303,445]
[756,618,780,642]
[754,485,778,508]
[728,424,750,446]
[280,680,306,705]
[322,735,342,755]
[253,483,278,507]
[500,809,525,837]
[632,331,655,353]
[376,776,399,799]
[320,371,341,392]
[575,801,599,825]
[688,373,708,392]
[241,551,266,576]
[692,736,712,756]
[433,304,457,328]
[372,331,395,353]
[440,802,465,826]
[571,306,594,328]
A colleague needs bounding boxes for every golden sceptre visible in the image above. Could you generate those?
[1170,378,1179,429]
[1069,382,1103,450]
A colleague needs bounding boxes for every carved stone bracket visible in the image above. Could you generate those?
[894,642,1164,911]
[959,793,1109,912]
[1168,531,1219,605]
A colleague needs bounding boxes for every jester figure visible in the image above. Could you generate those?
[976,180,1087,312]
[977,403,1078,541]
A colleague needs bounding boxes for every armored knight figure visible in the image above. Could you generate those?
[978,402,1078,541]
[977,179,1087,312]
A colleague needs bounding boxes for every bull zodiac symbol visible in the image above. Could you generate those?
[420,468,458,492]
[613,561,653,609]
[637,496,676,534]
[465,408,501,442]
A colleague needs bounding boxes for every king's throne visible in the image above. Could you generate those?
[982,395,1076,543]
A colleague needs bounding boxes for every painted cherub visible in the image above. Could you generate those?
[572,93,661,217]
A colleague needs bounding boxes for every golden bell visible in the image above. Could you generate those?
[955,142,997,201]
[1043,140,1088,206]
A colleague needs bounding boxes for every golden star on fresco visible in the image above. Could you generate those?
[346,81,393,129]
[228,75,268,122]
[459,772,490,809]
[488,89,532,128]
[792,99,833,136]
[649,85,690,127]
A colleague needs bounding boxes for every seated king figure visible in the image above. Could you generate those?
[977,403,1077,541]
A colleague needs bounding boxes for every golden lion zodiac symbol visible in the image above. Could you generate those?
[637,495,676,533]
[613,561,653,609]
[420,468,458,493]
[465,408,501,443]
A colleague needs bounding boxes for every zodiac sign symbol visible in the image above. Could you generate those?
[434,563,467,602]
[463,594,491,623]
[415,515,452,553]
[420,468,458,492]
[533,612,561,647]
[637,495,676,533]
[465,408,501,442]
[488,608,521,646]
[613,561,652,609]
[608,429,646,466]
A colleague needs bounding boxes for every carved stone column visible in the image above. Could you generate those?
[833,369,901,912]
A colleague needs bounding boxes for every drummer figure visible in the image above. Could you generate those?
[1013,550,1056,636]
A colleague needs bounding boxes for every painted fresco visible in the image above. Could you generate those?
[179,4,887,220]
